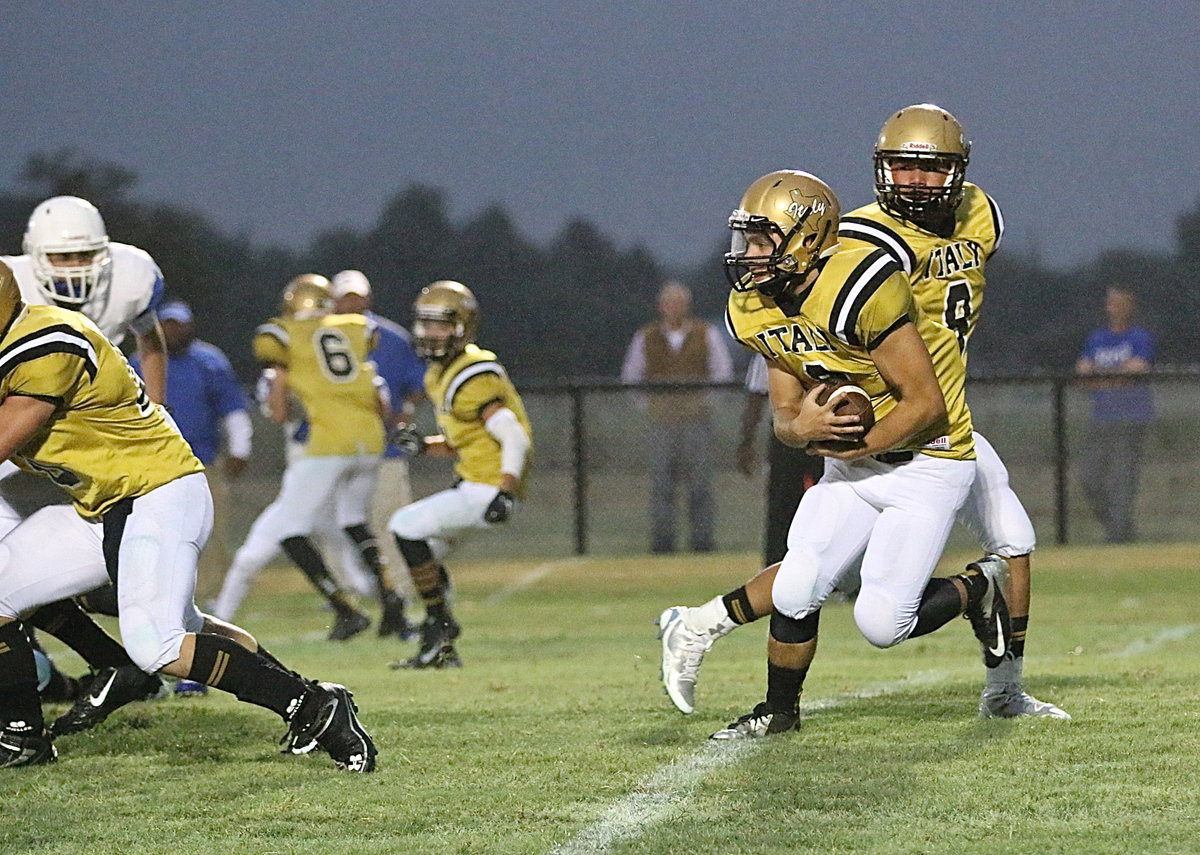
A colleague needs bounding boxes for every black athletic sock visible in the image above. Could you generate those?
[344,524,398,591]
[951,564,989,607]
[0,623,44,731]
[722,586,758,624]
[280,536,357,615]
[910,577,963,638]
[765,661,808,715]
[253,643,300,679]
[186,634,308,719]
[26,599,134,669]
[1009,615,1028,659]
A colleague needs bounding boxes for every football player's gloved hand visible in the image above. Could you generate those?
[390,423,426,456]
[484,490,515,524]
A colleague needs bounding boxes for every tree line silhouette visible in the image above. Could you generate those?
[3,149,1198,382]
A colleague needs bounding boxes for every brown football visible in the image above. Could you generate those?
[811,383,875,452]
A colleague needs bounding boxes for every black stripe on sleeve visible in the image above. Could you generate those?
[829,251,900,348]
[984,193,1004,257]
[0,325,99,384]
[867,315,913,351]
[838,216,917,273]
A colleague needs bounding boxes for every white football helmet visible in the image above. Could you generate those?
[22,196,112,309]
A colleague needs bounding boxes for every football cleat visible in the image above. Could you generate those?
[961,555,1012,668]
[709,702,799,740]
[174,679,209,696]
[327,609,371,642]
[50,665,165,737]
[283,682,377,772]
[980,685,1071,720]
[377,591,418,640]
[657,607,711,714]
[0,724,57,768]
[390,616,462,669]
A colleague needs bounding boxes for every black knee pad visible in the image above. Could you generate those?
[343,524,375,547]
[770,609,820,644]
[394,536,434,569]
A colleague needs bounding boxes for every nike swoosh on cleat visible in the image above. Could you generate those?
[987,613,1007,658]
[88,672,119,708]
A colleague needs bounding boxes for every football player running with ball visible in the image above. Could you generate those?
[669,169,1011,739]
[659,105,1067,723]
[387,281,532,669]
[0,260,376,770]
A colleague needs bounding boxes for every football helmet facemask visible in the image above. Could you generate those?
[412,280,478,361]
[0,259,25,329]
[874,103,971,226]
[724,170,841,299]
[281,274,334,319]
[23,196,112,310]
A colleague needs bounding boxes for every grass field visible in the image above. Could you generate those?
[8,543,1200,854]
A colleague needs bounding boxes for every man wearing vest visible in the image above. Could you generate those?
[621,281,733,553]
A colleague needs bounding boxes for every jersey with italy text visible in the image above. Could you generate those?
[837,182,1002,366]
[253,312,384,457]
[725,245,974,460]
[0,304,202,518]
[425,343,533,494]
[2,242,165,348]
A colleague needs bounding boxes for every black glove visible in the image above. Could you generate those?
[484,490,515,524]
[389,423,426,456]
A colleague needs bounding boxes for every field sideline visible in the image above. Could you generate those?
[7,543,1200,854]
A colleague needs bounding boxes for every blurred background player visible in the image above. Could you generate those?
[0,195,170,704]
[388,280,532,668]
[131,299,252,694]
[0,259,375,771]
[621,281,732,553]
[212,274,410,640]
[659,105,1067,721]
[1075,285,1155,544]
[310,270,424,616]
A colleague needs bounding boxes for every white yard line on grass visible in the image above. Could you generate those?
[548,669,966,855]
[481,558,587,606]
[549,623,1200,855]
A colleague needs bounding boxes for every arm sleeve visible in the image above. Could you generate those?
[221,410,253,459]
[126,268,166,337]
[620,330,646,383]
[706,325,734,382]
[484,406,530,478]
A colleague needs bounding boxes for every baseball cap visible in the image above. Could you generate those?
[331,269,371,299]
[158,300,194,324]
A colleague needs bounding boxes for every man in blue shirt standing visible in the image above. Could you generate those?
[329,271,426,623]
[1076,286,1155,543]
[135,301,253,596]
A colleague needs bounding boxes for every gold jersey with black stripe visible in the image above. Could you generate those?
[725,245,974,460]
[254,313,384,457]
[837,182,1003,365]
[0,304,203,518]
[425,343,532,494]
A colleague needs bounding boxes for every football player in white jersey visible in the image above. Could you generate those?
[0,196,170,706]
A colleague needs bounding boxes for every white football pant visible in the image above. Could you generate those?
[388,480,510,559]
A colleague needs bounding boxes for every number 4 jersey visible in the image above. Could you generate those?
[837,182,1003,365]
[0,303,202,518]
[253,313,384,457]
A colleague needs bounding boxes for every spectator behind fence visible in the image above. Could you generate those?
[133,300,252,599]
[736,354,824,567]
[1075,286,1155,543]
[621,281,733,553]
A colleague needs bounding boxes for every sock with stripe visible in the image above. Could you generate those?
[186,633,307,719]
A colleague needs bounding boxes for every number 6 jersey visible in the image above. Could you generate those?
[253,313,384,457]
[0,304,202,518]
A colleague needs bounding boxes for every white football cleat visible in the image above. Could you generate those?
[980,685,1071,720]
[657,607,711,714]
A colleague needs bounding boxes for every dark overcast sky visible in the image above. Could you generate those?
[3,2,1197,270]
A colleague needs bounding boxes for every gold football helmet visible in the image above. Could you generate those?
[412,279,478,361]
[281,273,333,319]
[873,103,970,225]
[0,259,24,328]
[724,170,841,299]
